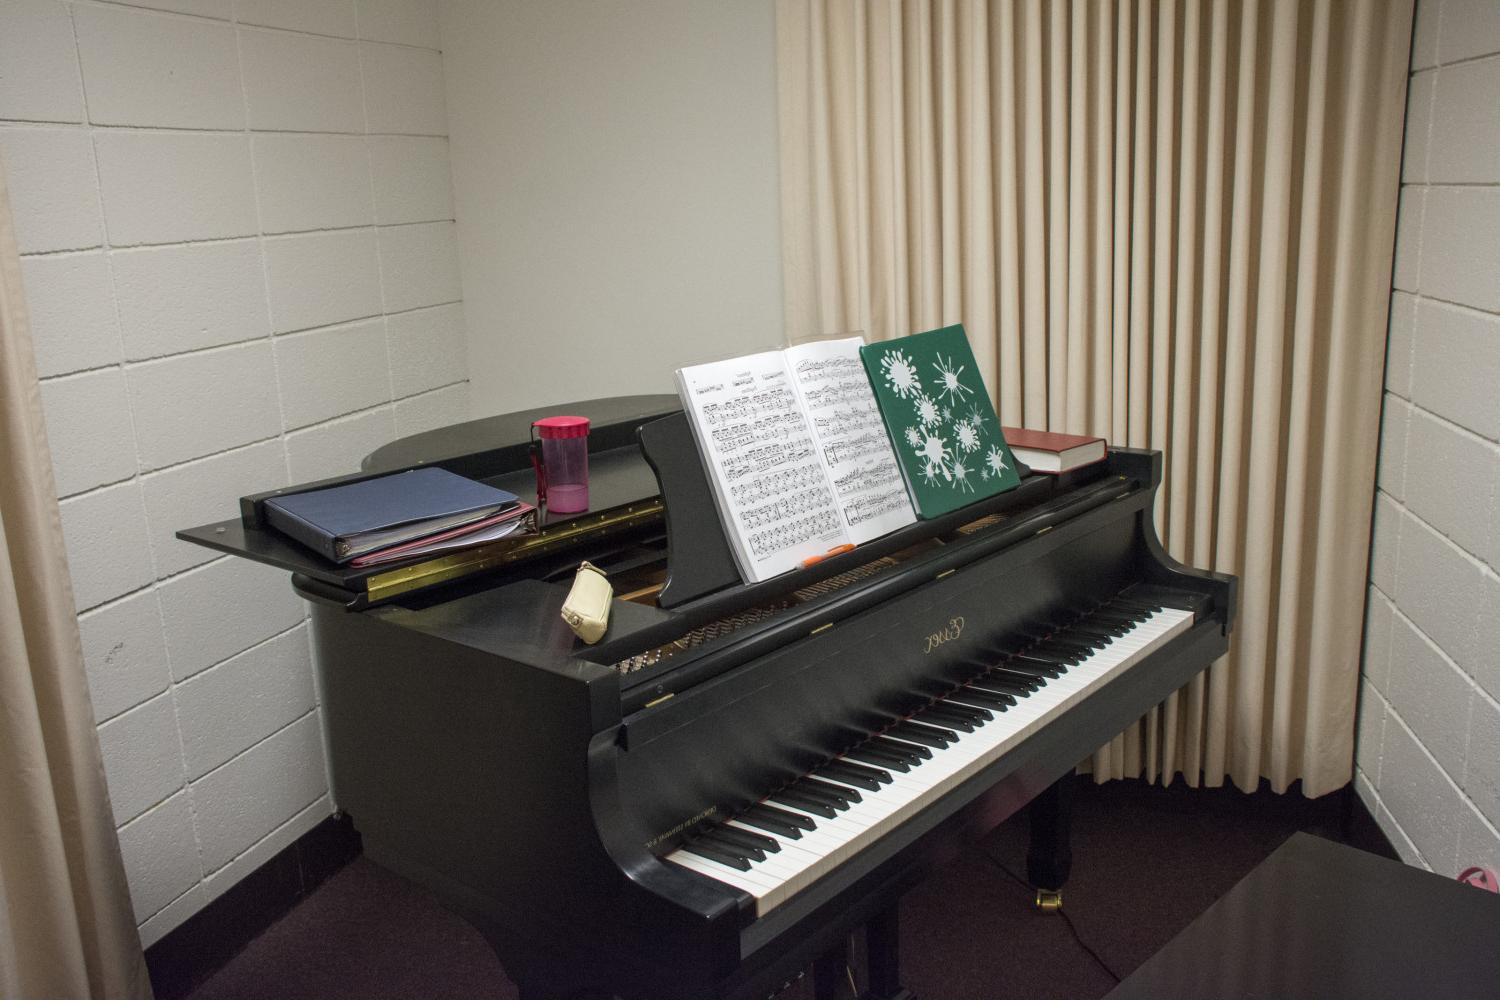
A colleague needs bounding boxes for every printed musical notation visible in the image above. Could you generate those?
[832,464,902,498]
[678,350,847,580]
[786,338,916,544]
[749,509,841,558]
[844,488,913,528]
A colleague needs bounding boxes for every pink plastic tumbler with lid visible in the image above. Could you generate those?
[531,415,590,513]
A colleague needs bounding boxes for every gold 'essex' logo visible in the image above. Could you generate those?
[923,616,965,654]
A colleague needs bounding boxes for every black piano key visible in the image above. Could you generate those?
[1065,624,1116,644]
[845,746,913,773]
[697,830,765,863]
[889,721,957,749]
[1079,616,1133,635]
[916,707,977,732]
[1011,654,1068,677]
[817,761,890,790]
[770,788,844,818]
[1046,634,1106,654]
[795,776,862,805]
[989,662,1050,683]
[973,680,1037,702]
[928,700,991,723]
[1110,597,1164,613]
[1031,643,1087,665]
[681,839,754,871]
[870,735,932,761]
[1090,611,1148,628]
[706,824,780,855]
[949,687,1013,710]
[746,803,816,833]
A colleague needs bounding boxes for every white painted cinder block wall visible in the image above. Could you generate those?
[0,0,468,946]
[1357,0,1500,875]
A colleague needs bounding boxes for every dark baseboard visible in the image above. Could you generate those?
[144,812,362,1000]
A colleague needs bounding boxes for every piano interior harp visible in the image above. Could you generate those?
[178,394,1237,1000]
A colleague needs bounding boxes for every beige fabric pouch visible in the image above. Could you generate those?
[561,560,612,644]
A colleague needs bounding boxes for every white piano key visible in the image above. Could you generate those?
[664,606,1196,916]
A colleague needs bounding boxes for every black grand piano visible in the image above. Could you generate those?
[179,394,1236,1000]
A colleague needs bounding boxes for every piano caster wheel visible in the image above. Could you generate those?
[1034,890,1063,913]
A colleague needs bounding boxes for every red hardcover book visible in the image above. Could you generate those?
[1000,427,1108,474]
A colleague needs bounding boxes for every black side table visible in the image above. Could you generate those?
[1105,832,1500,1000]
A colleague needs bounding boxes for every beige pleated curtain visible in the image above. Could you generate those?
[777,0,1413,797]
[0,160,154,995]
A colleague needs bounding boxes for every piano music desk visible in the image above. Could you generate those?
[1104,832,1500,1000]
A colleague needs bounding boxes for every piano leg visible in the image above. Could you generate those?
[1026,772,1075,905]
[861,905,916,1000]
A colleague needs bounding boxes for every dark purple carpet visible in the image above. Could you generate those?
[182,779,1365,1000]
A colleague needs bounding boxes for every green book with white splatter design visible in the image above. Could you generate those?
[858,324,1022,518]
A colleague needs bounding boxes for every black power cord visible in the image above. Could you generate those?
[980,850,1122,985]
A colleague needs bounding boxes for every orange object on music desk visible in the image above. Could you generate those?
[802,544,855,568]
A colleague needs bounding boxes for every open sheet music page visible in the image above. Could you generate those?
[785,337,917,543]
[675,352,848,583]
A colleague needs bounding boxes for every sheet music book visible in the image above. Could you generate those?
[675,337,916,583]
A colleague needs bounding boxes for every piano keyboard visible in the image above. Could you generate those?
[663,595,1197,916]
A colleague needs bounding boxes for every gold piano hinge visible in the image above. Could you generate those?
[644,692,675,708]
[935,568,956,580]
[363,500,664,601]
[810,622,835,636]
[1035,525,1054,535]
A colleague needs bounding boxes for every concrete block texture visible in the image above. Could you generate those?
[95,131,257,246]
[59,482,155,612]
[264,229,382,333]
[273,318,391,428]
[239,28,364,133]
[190,712,327,874]
[369,135,452,225]
[1428,57,1500,183]
[97,693,186,827]
[126,341,281,469]
[117,792,202,923]
[111,240,271,360]
[1378,712,1463,875]
[139,440,288,577]
[252,133,375,234]
[1387,613,1474,781]
[79,591,172,724]
[356,0,440,49]
[284,406,396,481]
[0,126,103,253]
[1401,408,1495,560]
[394,381,469,437]
[1437,0,1500,65]
[73,4,243,130]
[234,0,357,38]
[377,221,461,312]
[156,558,306,682]
[1418,187,1500,313]
[1409,299,1500,442]
[360,42,446,135]
[0,0,84,124]
[1369,5,1500,876]
[386,301,466,397]
[174,625,315,780]
[22,253,122,378]
[1,0,467,942]
[1394,512,1483,673]
[41,369,137,497]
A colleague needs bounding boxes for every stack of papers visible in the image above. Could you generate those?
[263,468,532,566]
